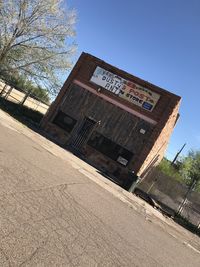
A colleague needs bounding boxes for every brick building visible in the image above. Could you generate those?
[41,53,181,188]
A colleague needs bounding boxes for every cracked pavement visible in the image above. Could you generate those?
[0,109,200,267]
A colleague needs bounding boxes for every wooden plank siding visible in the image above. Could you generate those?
[60,83,154,155]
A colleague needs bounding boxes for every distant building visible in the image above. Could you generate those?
[41,53,181,188]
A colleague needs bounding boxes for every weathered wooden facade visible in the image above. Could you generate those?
[41,53,181,188]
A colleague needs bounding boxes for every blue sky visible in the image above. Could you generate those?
[66,0,200,160]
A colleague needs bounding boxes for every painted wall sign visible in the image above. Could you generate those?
[90,66,160,111]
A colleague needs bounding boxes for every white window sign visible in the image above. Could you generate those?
[90,66,160,111]
[90,66,125,94]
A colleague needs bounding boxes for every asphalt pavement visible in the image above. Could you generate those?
[0,109,199,267]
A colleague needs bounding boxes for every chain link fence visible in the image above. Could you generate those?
[138,168,200,229]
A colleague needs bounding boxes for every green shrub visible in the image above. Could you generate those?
[158,158,183,182]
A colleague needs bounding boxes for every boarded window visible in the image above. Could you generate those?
[87,131,133,166]
[53,111,77,132]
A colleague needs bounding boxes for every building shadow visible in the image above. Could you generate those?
[0,97,138,191]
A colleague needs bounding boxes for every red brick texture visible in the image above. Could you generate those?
[41,52,181,180]
[137,99,181,177]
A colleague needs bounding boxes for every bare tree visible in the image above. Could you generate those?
[0,0,76,95]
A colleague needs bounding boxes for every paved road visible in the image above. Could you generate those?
[0,110,199,266]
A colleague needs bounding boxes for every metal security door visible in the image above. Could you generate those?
[69,117,96,152]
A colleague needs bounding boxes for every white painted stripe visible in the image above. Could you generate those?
[74,80,157,125]
[184,242,200,254]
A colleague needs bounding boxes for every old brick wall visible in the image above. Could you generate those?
[41,53,181,126]
[69,53,179,123]
[61,84,154,154]
[41,52,181,179]
[136,98,181,177]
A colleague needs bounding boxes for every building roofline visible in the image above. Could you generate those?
[81,52,181,101]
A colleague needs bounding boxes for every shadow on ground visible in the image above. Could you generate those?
[0,96,200,237]
[0,97,43,128]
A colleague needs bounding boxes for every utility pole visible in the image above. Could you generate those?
[171,143,186,166]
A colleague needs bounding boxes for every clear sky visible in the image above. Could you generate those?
[66,0,200,160]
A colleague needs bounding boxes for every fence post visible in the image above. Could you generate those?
[0,84,8,97]
[20,90,31,106]
[146,169,159,194]
[5,86,13,100]
[147,178,158,194]
[176,180,196,216]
